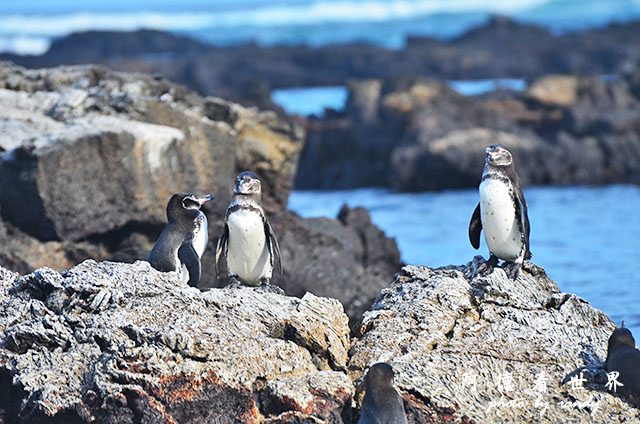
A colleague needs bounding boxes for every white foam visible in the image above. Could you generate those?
[0,12,216,36]
[0,1,548,39]
[0,36,50,55]
[209,0,548,26]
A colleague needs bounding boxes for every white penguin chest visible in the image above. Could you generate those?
[192,213,209,258]
[479,178,522,261]
[226,209,271,285]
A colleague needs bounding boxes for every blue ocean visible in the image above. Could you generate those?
[2,0,638,337]
[2,0,640,54]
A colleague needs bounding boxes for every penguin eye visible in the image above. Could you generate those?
[182,198,198,209]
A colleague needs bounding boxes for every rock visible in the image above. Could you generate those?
[0,64,400,328]
[0,223,101,276]
[2,256,636,423]
[526,75,579,107]
[0,63,304,242]
[296,78,472,189]
[4,18,640,105]
[391,128,551,190]
[271,207,401,327]
[349,258,640,423]
[346,79,383,124]
[626,69,640,100]
[0,260,353,423]
[300,74,640,190]
[0,63,237,241]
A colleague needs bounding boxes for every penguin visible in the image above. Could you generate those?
[215,171,282,287]
[605,322,640,407]
[359,363,408,424]
[468,144,531,279]
[148,193,215,287]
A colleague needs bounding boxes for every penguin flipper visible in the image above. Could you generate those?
[469,203,482,250]
[514,189,532,259]
[215,224,229,278]
[265,220,283,276]
[178,242,201,287]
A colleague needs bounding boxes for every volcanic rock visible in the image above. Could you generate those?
[0,260,353,423]
[349,258,640,423]
[0,63,400,327]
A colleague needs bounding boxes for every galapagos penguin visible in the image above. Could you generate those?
[148,193,214,286]
[216,171,282,287]
[605,322,640,407]
[469,144,531,279]
[359,363,408,424]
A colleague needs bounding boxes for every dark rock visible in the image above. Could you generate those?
[270,207,401,326]
[299,74,640,190]
[4,18,640,105]
[626,70,640,100]
[391,128,551,190]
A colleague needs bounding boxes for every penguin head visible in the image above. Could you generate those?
[166,193,215,222]
[364,362,395,391]
[485,144,513,167]
[607,326,636,358]
[234,171,262,195]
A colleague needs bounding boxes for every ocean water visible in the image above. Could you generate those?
[288,186,640,338]
[272,86,349,117]
[271,78,528,116]
[2,0,640,54]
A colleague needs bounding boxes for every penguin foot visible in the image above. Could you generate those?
[477,255,499,276]
[503,262,521,280]
[224,275,244,289]
[255,279,285,295]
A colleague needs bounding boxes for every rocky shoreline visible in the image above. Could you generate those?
[3,16,640,107]
[1,258,637,423]
[0,62,638,423]
[0,63,400,326]
[297,73,640,190]
[2,18,640,190]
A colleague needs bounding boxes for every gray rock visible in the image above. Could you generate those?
[0,63,305,242]
[350,258,640,423]
[0,260,353,423]
[1,255,637,423]
[0,63,237,241]
[0,64,400,328]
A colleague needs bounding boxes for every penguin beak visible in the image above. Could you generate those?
[193,194,215,205]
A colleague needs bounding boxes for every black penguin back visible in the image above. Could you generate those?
[606,327,640,407]
[359,363,408,424]
[149,194,208,276]
[148,222,183,272]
